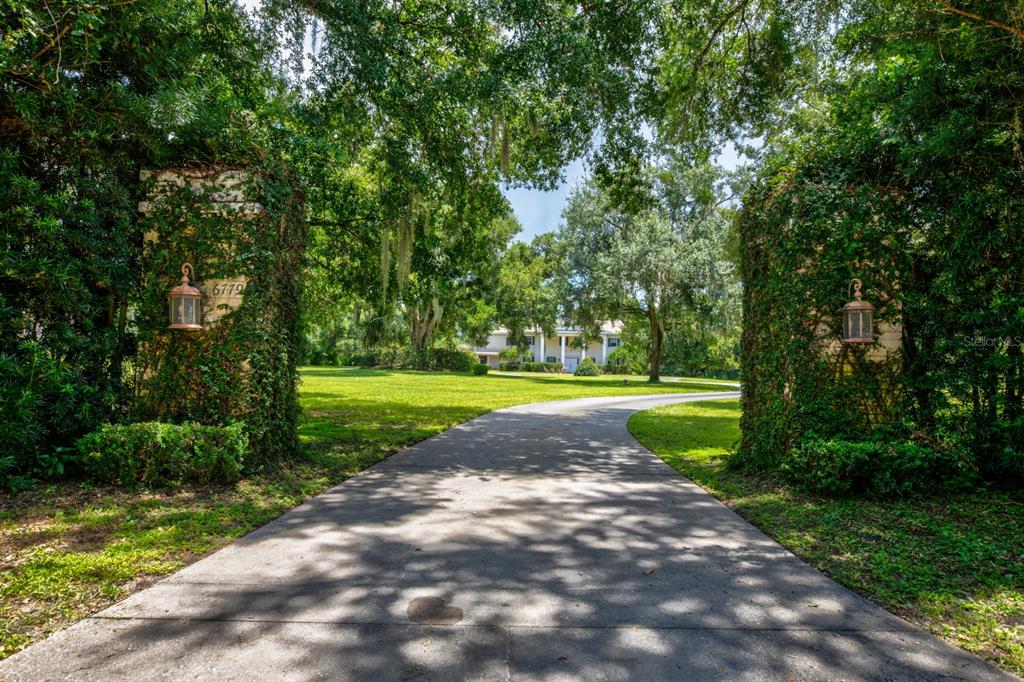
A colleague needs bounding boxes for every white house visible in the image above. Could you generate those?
[471,321,624,372]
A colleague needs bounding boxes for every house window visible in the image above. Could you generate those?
[526,336,535,346]
[546,356,557,363]
[607,337,621,348]
[505,336,515,346]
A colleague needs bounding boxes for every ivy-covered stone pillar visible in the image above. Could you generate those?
[134,165,306,465]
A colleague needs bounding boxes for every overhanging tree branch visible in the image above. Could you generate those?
[935,0,1024,40]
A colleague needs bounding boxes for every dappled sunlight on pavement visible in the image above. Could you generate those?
[1,390,1012,680]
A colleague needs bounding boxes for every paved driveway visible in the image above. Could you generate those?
[1,392,1012,681]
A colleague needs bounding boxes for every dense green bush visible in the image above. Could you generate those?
[303,318,362,366]
[0,342,107,485]
[350,347,477,371]
[779,437,976,498]
[472,363,489,375]
[499,360,563,372]
[660,365,741,380]
[529,361,563,373]
[605,347,647,374]
[342,351,377,367]
[76,421,247,486]
[409,348,477,372]
[574,358,601,376]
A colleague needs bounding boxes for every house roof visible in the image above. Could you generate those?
[491,321,623,335]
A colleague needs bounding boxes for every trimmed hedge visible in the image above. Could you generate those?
[499,360,563,373]
[659,364,740,380]
[574,357,601,376]
[779,437,976,498]
[472,363,489,375]
[76,421,247,486]
[345,347,477,372]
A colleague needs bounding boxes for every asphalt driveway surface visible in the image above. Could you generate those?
[1,391,1012,681]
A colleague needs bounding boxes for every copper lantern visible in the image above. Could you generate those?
[168,263,202,330]
[841,278,873,343]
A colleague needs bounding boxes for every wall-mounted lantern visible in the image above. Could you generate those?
[842,278,873,343]
[168,262,203,330]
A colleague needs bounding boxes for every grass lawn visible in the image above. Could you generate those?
[629,399,1024,677]
[0,368,729,660]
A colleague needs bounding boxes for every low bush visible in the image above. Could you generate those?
[527,361,563,373]
[964,417,1024,485]
[0,341,115,486]
[574,358,601,376]
[472,363,489,375]
[76,421,247,486]
[345,347,477,372]
[779,436,977,498]
[606,347,647,374]
[660,364,741,380]
[403,348,477,372]
[341,351,377,367]
[499,360,563,373]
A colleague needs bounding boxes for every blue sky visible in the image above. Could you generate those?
[503,143,747,243]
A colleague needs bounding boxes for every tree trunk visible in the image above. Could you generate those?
[902,260,937,429]
[648,311,664,383]
[1006,340,1022,420]
[408,297,443,351]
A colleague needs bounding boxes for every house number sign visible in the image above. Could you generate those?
[209,281,247,297]
[204,278,248,322]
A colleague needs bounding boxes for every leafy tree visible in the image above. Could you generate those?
[493,235,563,349]
[560,163,736,381]
[400,203,517,351]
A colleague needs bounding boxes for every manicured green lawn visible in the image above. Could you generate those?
[629,399,1024,677]
[0,368,728,660]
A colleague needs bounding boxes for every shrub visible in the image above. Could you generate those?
[472,363,489,375]
[0,341,106,485]
[76,421,247,486]
[500,360,563,372]
[660,364,741,380]
[779,437,976,498]
[574,358,601,376]
[342,351,378,367]
[399,348,476,371]
[526,361,563,373]
[354,347,477,371]
[606,347,646,374]
[428,348,477,372]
